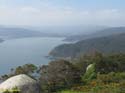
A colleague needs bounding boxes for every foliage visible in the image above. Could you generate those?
[3,87,20,93]
[74,52,125,74]
[57,53,125,93]
[0,74,9,81]
[82,63,96,83]
[59,72,125,93]
[14,64,38,75]
[96,72,125,84]
[50,33,125,58]
[0,64,38,81]
[1,53,125,93]
[39,59,80,92]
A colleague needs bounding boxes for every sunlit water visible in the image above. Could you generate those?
[0,37,66,75]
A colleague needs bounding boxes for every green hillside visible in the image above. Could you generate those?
[50,33,125,58]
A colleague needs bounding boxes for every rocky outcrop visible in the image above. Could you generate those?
[0,74,41,93]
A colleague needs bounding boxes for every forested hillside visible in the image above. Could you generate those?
[50,33,125,58]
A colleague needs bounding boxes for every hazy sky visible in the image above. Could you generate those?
[0,0,125,27]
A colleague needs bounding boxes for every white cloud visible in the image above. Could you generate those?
[0,4,125,26]
[21,7,41,14]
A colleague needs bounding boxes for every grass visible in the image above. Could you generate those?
[59,80,125,93]
[59,90,85,93]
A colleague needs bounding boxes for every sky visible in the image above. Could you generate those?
[0,0,125,27]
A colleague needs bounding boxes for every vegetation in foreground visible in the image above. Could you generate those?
[59,72,125,93]
[0,52,125,93]
[0,87,20,93]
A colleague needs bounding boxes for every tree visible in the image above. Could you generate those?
[39,59,80,92]
[0,64,38,81]
[14,64,38,75]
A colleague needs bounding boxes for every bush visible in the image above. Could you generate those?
[3,87,20,93]
[82,63,96,83]
[97,72,125,84]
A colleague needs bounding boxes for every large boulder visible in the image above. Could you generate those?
[0,74,41,93]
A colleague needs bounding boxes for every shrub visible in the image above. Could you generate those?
[97,72,125,84]
[82,63,96,83]
[3,87,20,93]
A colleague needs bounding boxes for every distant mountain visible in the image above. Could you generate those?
[0,26,63,40]
[64,27,125,42]
[50,33,125,58]
[0,25,107,39]
[0,27,42,39]
[29,25,107,37]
